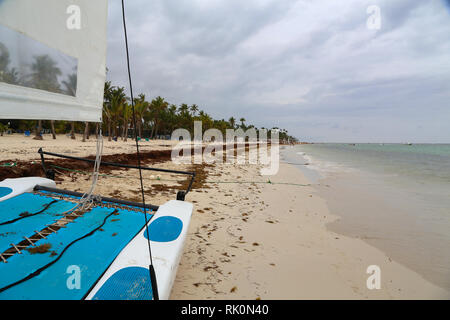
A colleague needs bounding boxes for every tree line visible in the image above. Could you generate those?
[0,43,297,143]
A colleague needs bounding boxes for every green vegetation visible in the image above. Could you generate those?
[1,80,297,143]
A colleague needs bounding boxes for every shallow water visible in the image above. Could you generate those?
[281,144,450,291]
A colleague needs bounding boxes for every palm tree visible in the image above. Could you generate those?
[0,42,11,76]
[29,55,62,140]
[164,104,178,133]
[62,73,77,96]
[82,122,89,142]
[134,93,149,138]
[103,81,114,141]
[108,86,126,140]
[61,72,79,140]
[176,103,193,134]
[50,120,56,139]
[0,122,9,136]
[178,103,189,115]
[190,104,199,117]
[239,117,246,129]
[0,42,20,85]
[29,55,62,94]
[228,117,236,129]
[121,103,132,141]
[33,120,43,140]
[70,122,76,140]
[150,96,168,138]
[198,110,213,133]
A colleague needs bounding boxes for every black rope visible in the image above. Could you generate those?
[121,0,159,300]
[0,200,58,226]
[0,209,118,294]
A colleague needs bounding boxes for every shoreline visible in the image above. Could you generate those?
[172,156,449,299]
[284,144,450,294]
[1,134,448,299]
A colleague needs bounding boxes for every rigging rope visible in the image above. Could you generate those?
[52,128,103,217]
[121,0,158,301]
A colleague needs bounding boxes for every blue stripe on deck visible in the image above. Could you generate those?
[144,216,183,242]
[92,267,153,300]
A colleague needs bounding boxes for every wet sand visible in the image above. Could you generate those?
[311,165,450,292]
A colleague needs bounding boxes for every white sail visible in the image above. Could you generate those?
[0,0,108,122]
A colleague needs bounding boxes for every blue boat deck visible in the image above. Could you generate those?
[0,191,153,299]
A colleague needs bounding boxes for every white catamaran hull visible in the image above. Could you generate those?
[0,177,56,202]
[86,200,193,300]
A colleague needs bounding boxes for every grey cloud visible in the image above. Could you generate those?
[105,0,450,142]
[158,0,296,57]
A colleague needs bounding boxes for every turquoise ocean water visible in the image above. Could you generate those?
[282,143,450,291]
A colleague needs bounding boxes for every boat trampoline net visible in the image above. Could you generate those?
[0,190,153,299]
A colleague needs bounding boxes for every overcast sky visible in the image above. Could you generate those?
[106,0,450,143]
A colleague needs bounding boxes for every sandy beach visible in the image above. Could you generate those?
[1,133,448,299]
